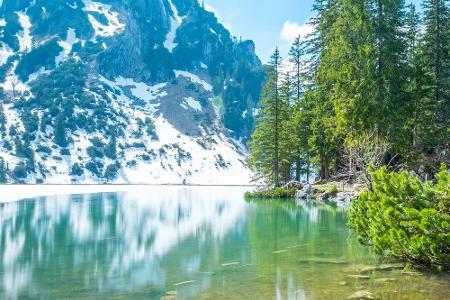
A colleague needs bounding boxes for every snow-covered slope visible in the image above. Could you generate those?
[0,0,263,184]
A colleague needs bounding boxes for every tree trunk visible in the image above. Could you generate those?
[295,156,301,181]
[321,158,330,181]
[306,161,310,183]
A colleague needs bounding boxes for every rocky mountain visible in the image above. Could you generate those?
[0,0,265,184]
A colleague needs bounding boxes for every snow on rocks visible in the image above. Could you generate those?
[164,0,185,52]
[183,96,202,112]
[100,76,167,113]
[0,61,28,93]
[121,117,252,185]
[56,28,78,65]
[0,43,13,65]
[16,12,32,52]
[82,0,125,38]
[174,70,213,92]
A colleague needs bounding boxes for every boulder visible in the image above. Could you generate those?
[284,181,303,190]
[296,184,314,200]
[347,290,376,299]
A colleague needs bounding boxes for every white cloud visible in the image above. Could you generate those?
[280,20,314,43]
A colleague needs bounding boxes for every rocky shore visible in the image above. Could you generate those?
[295,182,365,208]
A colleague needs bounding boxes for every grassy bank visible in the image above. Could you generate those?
[244,187,297,200]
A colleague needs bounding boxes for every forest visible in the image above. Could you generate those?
[249,0,449,186]
[248,0,449,270]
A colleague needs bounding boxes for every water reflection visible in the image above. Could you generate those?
[0,187,247,299]
[0,188,448,300]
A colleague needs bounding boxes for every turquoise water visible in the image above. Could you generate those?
[0,186,448,299]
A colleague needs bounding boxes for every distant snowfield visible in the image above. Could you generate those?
[0,185,133,203]
[0,184,255,203]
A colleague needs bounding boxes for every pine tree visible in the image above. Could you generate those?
[0,157,7,183]
[54,111,67,147]
[308,0,342,180]
[105,129,117,160]
[279,72,295,183]
[370,0,409,147]
[0,105,6,135]
[402,3,431,158]
[249,48,284,186]
[289,36,311,181]
[421,0,450,151]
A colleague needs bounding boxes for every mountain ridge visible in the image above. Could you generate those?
[0,0,265,184]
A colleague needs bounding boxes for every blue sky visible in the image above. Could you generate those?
[204,0,423,63]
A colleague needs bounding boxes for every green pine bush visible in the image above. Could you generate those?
[244,187,297,200]
[349,165,450,271]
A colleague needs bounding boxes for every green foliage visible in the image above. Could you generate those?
[248,48,286,187]
[87,146,104,159]
[249,0,450,186]
[244,187,297,200]
[349,166,450,270]
[85,161,102,177]
[0,157,7,183]
[60,148,70,156]
[54,111,67,147]
[104,163,120,180]
[21,110,39,134]
[15,38,63,82]
[70,163,84,177]
[329,184,338,196]
[105,131,117,160]
[14,136,35,171]
[12,162,28,179]
[419,0,450,153]
[145,117,158,141]
[0,106,6,134]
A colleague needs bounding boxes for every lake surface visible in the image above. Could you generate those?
[0,186,448,299]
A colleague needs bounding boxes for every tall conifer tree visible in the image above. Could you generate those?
[249,48,284,186]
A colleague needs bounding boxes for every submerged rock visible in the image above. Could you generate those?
[173,280,196,286]
[221,262,240,267]
[344,263,404,274]
[298,257,348,265]
[273,249,289,254]
[347,290,376,299]
[375,278,397,283]
[325,192,359,208]
[347,275,371,280]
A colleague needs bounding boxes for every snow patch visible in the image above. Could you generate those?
[82,0,125,38]
[0,43,13,65]
[16,12,32,52]
[66,1,78,9]
[102,76,167,103]
[183,96,202,112]
[164,0,185,52]
[121,117,252,185]
[27,67,50,83]
[174,70,213,92]
[56,28,78,65]
[0,62,28,93]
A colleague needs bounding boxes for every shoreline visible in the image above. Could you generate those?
[0,184,257,203]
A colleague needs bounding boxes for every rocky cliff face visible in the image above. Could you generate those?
[0,0,264,184]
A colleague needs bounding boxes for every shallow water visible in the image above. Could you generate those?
[0,186,448,299]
